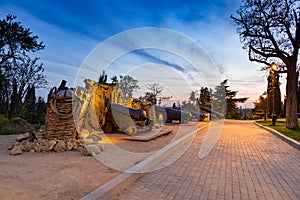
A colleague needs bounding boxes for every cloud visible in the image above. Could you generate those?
[0,0,271,104]
[132,50,186,72]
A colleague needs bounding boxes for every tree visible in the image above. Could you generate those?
[144,92,157,105]
[98,70,107,84]
[267,70,282,117]
[36,96,46,125]
[197,87,212,109]
[211,81,227,116]
[212,80,248,119]
[13,57,46,97]
[146,83,163,105]
[0,15,46,117]
[10,57,47,117]
[180,91,198,110]
[188,91,196,105]
[119,75,139,98]
[0,15,44,65]
[0,70,9,115]
[20,88,46,125]
[21,85,36,123]
[253,93,268,120]
[111,75,118,84]
[9,80,19,118]
[231,0,300,128]
[181,100,196,111]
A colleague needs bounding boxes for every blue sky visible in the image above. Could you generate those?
[0,0,278,108]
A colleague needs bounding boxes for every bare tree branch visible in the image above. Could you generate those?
[231,0,300,128]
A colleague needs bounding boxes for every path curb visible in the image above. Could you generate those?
[254,122,300,150]
[81,124,208,200]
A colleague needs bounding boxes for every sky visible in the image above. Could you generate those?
[0,0,283,108]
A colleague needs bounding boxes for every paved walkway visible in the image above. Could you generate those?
[110,120,300,200]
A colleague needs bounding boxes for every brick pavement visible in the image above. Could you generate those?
[106,120,300,200]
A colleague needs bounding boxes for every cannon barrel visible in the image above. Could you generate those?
[200,107,224,119]
[155,106,192,123]
[185,110,208,121]
[111,104,151,126]
[128,108,147,121]
[165,107,192,122]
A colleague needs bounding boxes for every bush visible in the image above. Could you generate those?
[0,115,37,135]
[0,114,8,126]
[0,114,17,135]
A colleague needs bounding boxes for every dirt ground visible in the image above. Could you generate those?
[0,123,198,200]
[0,135,120,200]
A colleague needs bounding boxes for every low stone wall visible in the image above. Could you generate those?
[45,89,77,142]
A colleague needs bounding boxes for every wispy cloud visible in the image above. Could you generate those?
[133,50,185,72]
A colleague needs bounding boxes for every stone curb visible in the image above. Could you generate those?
[81,124,209,200]
[254,121,300,150]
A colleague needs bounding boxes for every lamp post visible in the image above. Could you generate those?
[270,63,279,126]
[261,92,267,121]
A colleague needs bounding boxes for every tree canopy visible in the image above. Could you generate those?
[231,0,300,66]
[0,14,46,118]
[0,15,44,67]
[212,80,248,119]
[181,80,247,119]
[146,83,163,104]
[118,75,139,98]
[98,70,107,84]
[231,0,300,128]
[253,93,268,119]
[198,87,212,109]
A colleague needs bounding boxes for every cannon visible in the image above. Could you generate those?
[165,107,192,123]
[74,81,154,135]
[182,110,210,121]
[155,106,192,123]
[101,103,152,134]
[200,107,224,120]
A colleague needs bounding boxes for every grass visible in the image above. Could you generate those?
[256,120,300,142]
[0,114,16,135]
[0,115,37,135]
[0,125,18,135]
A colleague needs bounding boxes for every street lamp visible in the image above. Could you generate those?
[271,63,278,71]
[261,92,267,121]
[270,62,279,126]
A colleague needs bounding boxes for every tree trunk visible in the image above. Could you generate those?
[285,61,298,129]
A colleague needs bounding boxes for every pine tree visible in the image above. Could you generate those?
[22,85,36,123]
[98,70,107,84]
[212,80,248,119]
[36,96,46,125]
[9,80,19,118]
[198,87,212,109]
[189,91,196,105]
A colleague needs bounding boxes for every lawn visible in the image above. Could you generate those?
[256,120,300,142]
